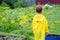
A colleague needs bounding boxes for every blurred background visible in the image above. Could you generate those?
[0,0,60,40]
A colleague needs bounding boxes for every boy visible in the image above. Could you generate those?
[32,5,48,40]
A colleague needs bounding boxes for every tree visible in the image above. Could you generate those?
[0,0,3,4]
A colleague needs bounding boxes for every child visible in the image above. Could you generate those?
[32,5,48,40]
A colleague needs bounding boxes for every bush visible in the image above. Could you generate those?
[2,0,36,8]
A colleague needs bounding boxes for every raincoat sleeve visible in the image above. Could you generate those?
[32,16,37,31]
[32,16,35,29]
[45,18,48,33]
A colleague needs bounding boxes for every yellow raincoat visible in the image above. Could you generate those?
[32,14,48,40]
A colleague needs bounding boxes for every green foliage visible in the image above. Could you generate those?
[0,5,60,40]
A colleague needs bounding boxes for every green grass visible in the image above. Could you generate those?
[0,5,60,40]
[43,5,60,34]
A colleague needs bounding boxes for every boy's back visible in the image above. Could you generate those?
[32,14,48,40]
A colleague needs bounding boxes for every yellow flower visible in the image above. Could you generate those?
[11,20,15,24]
[21,16,28,19]
[29,6,34,9]
[19,20,26,25]
[19,21,23,25]
[2,17,6,21]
